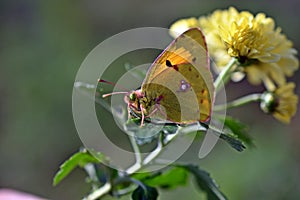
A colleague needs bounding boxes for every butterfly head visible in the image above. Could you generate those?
[129,92,137,102]
[125,89,144,106]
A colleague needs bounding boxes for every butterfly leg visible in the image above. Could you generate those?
[140,104,145,127]
[156,105,167,120]
[146,105,168,122]
[146,107,159,118]
[127,104,131,120]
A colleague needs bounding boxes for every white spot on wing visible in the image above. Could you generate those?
[178,80,191,92]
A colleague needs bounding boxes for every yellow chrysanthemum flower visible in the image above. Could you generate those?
[260,83,298,124]
[169,7,299,86]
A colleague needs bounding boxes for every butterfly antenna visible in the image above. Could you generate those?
[99,79,130,98]
[102,91,128,98]
[98,79,116,85]
[98,79,130,91]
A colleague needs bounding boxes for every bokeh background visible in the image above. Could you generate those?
[1,0,299,199]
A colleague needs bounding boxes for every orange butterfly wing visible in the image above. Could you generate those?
[141,28,214,123]
[143,28,209,84]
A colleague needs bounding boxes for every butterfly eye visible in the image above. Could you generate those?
[129,92,137,101]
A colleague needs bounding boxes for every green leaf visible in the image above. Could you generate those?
[131,172,152,181]
[204,123,245,152]
[125,118,178,146]
[125,119,162,145]
[219,133,246,152]
[142,167,189,189]
[53,150,105,186]
[161,124,178,134]
[131,185,158,200]
[224,116,254,147]
[180,165,227,200]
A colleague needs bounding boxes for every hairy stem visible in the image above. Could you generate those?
[142,134,164,166]
[125,135,142,174]
[214,58,237,92]
[83,182,111,200]
[126,122,207,175]
[214,93,262,111]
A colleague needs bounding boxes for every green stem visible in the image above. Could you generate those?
[125,135,143,174]
[126,122,206,175]
[83,182,111,200]
[142,133,164,166]
[214,93,262,111]
[214,58,237,92]
[126,132,168,175]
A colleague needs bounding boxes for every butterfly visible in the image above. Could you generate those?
[103,28,214,126]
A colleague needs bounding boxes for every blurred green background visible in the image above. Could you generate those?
[1,0,299,199]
